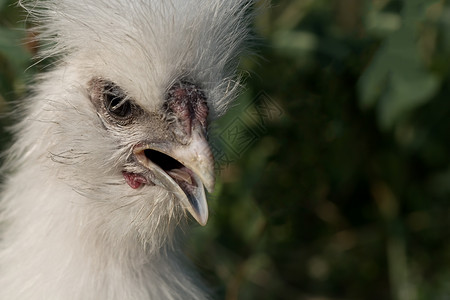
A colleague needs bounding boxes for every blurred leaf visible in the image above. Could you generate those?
[272,30,318,57]
[0,27,30,71]
[0,0,8,10]
[358,0,441,129]
[378,68,439,129]
[0,0,25,24]
[365,11,402,36]
[0,27,30,102]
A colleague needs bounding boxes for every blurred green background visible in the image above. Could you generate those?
[1,0,449,299]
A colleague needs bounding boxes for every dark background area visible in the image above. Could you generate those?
[1,1,449,299]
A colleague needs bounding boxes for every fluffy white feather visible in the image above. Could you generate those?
[0,1,255,299]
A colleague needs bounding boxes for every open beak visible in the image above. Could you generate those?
[133,124,214,225]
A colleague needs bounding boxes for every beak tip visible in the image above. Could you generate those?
[191,205,209,226]
[182,181,210,226]
[198,216,208,226]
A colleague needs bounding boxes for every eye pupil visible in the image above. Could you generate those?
[106,95,131,117]
[103,82,132,118]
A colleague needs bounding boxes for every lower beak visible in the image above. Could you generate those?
[133,124,215,225]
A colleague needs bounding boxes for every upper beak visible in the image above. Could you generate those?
[133,123,215,225]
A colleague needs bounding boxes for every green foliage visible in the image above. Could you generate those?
[358,0,441,129]
[1,1,449,300]
[0,0,30,105]
[0,0,8,10]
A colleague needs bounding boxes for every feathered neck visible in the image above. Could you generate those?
[0,71,208,299]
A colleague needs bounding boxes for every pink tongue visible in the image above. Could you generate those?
[123,172,147,189]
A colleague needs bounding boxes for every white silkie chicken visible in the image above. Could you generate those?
[0,1,254,299]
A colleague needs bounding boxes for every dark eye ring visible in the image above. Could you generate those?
[103,82,133,119]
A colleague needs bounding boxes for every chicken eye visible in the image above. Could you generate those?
[103,82,133,119]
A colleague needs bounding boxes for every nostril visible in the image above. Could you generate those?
[143,149,183,171]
